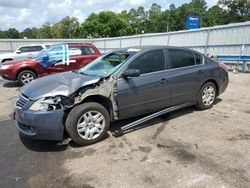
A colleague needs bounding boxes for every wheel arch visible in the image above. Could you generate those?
[200,79,219,96]
[65,94,114,122]
[2,58,13,63]
[16,68,38,80]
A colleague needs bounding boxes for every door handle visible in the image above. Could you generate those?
[160,78,168,84]
[198,70,204,74]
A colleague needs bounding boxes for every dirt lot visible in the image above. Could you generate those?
[0,73,250,188]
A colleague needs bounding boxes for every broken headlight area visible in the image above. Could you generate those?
[29,97,63,112]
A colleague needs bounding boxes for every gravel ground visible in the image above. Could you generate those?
[0,72,249,188]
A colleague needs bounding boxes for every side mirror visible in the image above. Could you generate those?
[122,69,140,78]
[16,50,21,54]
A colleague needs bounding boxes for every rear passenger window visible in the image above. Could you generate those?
[128,49,165,74]
[195,53,203,64]
[69,46,82,56]
[168,49,195,68]
[32,46,43,52]
[83,47,96,55]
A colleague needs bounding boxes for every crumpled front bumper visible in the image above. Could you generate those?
[14,107,65,141]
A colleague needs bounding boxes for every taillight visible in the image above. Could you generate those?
[219,62,228,72]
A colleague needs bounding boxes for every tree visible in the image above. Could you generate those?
[190,0,208,26]
[36,23,52,38]
[0,30,8,38]
[204,5,228,26]
[6,28,19,38]
[176,3,193,30]
[126,7,148,34]
[81,11,132,37]
[165,4,179,32]
[147,3,162,33]
[20,28,37,38]
[219,0,250,21]
[52,16,80,38]
[119,10,130,23]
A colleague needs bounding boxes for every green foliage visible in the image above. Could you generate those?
[126,7,148,34]
[36,23,52,38]
[20,27,37,39]
[52,17,80,38]
[204,5,228,26]
[0,0,249,39]
[6,28,19,38]
[218,0,250,21]
[81,11,132,37]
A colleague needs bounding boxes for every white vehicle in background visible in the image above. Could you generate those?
[0,44,51,64]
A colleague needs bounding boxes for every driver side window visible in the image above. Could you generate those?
[128,49,165,74]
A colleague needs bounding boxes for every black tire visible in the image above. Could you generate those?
[65,102,110,146]
[196,82,217,110]
[17,70,37,86]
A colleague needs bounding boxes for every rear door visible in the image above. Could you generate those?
[117,49,171,119]
[166,49,205,105]
[66,46,100,71]
[65,46,83,71]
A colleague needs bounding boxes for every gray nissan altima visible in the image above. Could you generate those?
[14,46,228,145]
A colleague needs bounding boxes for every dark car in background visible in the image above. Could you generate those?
[0,43,100,85]
[13,46,228,145]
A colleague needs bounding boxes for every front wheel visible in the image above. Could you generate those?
[17,70,36,86]
[65,102,110,146]
[196,82,217,110]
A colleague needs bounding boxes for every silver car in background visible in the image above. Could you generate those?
[0,44,51,63]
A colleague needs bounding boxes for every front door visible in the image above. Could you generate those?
[117,49,171,119]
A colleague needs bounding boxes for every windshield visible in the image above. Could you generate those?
[77,50,137,77]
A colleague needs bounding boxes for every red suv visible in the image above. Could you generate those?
[0,43,101,85]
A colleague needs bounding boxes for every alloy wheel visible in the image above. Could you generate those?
[76,110,105,140]
[21,73,35,84]
[202,86,215,106]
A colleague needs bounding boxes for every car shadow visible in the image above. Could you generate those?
[68,133,110,148]
[19,134,68,152]
[3,81,20,88]
[110,106,196,137]
[214,98,222,105]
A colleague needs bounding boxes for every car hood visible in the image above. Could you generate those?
[21,71,101,100]
[0,53,13,59]
[2,59,35,65]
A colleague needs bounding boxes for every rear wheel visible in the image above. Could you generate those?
[196,82,217,110]
[65,102,110,146]
[17,70,36,86]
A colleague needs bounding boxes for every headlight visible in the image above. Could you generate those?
[29,97,62,111]
[0,64,12,70]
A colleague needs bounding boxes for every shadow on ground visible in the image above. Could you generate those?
[3,81,20,88]
[19,134,69,152]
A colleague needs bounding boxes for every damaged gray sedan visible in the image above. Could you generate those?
[14,46,228,145]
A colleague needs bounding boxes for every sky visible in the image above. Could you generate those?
[0,0,218,31]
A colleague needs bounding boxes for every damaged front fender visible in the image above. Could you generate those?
[64,76,119,120]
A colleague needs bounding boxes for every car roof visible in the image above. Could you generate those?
[118,45,203,55]
[120,45,191,50]
[66,43,94,46]
[19,44,43,47]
